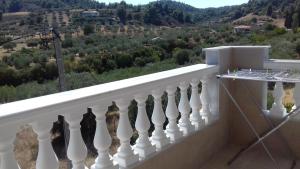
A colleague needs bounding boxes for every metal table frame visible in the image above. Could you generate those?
[217,69,300,169]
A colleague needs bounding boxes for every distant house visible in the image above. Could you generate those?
[81,11,99,17]
[234,25,252,34]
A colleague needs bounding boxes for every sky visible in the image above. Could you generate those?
[97,0,249,9]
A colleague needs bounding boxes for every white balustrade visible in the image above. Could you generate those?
[65,110,88,169]
[0,63,218,169]
[166,85,183,142]
[0,125,19,169]
[114,99,139,167]
[31,116,59,169]
[91,105,118,169]
[270,82,287,118]
[200,78,213,125]
[150,89,170,150]
[134,94,156,159]
[178,81,194,136]
[208,77,219,122]
[190,79,205,130]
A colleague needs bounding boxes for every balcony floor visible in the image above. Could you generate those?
[201,145,300,169]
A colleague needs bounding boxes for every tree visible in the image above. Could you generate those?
[185,14,192,23]
[296,41,300,56]
[284,10,293,28]
[62,38,73,48]
[233,9,243,20]
[172,10,184,23]
[292,13,299,31]
[3,42,16,52]
[45,62,58,80]
[174,49,190,65]
[266,5,273,17]
[251,17,257,23]
[144,5,161,25]
[0,12,2,21]
[127,13,132,20]
[117,1,127,24]
[265,24,276,31]
[36,16,43,24]
[116,53,133,68]
[133,13,142,21]
[26,39,39,48]
[83,24,94,35]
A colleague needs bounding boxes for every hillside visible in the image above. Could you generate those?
[0,0,199,26]
[1,0,299,25]
[0,0,102,12]
[1,0,300,37]
[233,0,300,29]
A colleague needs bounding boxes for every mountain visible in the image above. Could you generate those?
[1,0,300,28]
[193,0,300,27]
[0,0,103,12]
[237,0,300,29]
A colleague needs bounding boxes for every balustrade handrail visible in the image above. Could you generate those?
[0,64,218,126]
[264,59,300,71]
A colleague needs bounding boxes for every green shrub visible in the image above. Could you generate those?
[174,49,190,65]
[0,37,12,45]
[296,41,300,55]
[134,57,146,67]
[45,62,58,80]
[274,28,287,35]
[131,47,162,67]
[250,34,267,43]
[251,17,257,23]
[265,24,276,31]
[0,85,17,103]
[26,39,39,48]
[79,51,85,57]
[65,72,99,90]
[30,64,46,83]
[62,38,73,48]
[85,37,95,45]
[5,52,33,69]
[3,42,17,51]
[116,53,133,68]
[84,24,94,35]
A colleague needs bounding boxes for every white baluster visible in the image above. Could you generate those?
[166,85,183,143]
[114,99,139,168]
[270,82,287,118]
[208,77,219,122]
[200,78,213,125]
[91,105,118,169]
[190,79,205,130]
[32,117,59,169]
[178,81,194,136]
[293,83,300,119]
[150,89,170,151]
[65,110,88,169]
[0,125,19,169]
[134,94,156,159]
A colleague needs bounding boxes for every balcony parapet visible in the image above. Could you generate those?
[0,63,219,169]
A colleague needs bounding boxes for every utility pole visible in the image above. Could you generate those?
[52,21,66,92]
[52,19,71,169]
